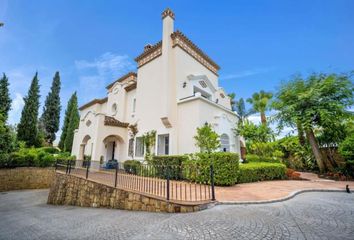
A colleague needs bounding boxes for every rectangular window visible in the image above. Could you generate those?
[135,137,144,157]
[128,138,134,157]
[157,134,169,155]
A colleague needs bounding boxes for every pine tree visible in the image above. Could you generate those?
[64,93,79,152]
[0,73,11,121]
[41,71,61,145]
[17,72,40,146]
[59,92,76,150]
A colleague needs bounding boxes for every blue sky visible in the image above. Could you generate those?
[1,0,354,135]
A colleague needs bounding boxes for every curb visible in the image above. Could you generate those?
[216,189,348,205]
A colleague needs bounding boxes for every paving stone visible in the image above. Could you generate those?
[0,190,353,240]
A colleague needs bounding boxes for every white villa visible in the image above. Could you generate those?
[72,8,243,169]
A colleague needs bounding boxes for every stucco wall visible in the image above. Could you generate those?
[177,96,240,154]
[0,167,55,192]
[174,47,218,100]
[47,173,209,213]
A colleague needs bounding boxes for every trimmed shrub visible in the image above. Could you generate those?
[185,152,240,186]
[149,155,189,180]
[237,162,287,183]
[5,148,58,168]
[55,152,75,162]
[149,155,188,166]
[35,153,55,167]
[40,147,60,154]
[246,154,281,163]
[124,160,142,174]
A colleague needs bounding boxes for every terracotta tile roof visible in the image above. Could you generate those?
[171,30,220,74]
[134,31,220,74]
[134,41,162,63]
[104,116,129,128]
[106,72,137,90]
[79,97,108,111]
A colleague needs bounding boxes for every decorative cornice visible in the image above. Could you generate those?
[134,41,162,68]
[106,72,137,90]
[104,116,130,128]
[124,82,137,92]
[79,97,108,111]
[161,8,175,20]
[171,31,220,75]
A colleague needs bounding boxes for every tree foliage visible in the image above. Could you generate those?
[17,73,41,147]
[142,130,156,159]
[234,98,254,124]
[228,93,236,111]
[59,92,77,150]
[247,90,273,124]
[0,114,17,162]
[194,123,220,153]
[0,73,11,121]
[41,71,61,145]
[234,120,274,143]
[63,93,79,152]
[273,73,354,172]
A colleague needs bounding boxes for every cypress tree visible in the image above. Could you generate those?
[41,71,61,145]
[17,72,40,146]
[0,74,15,166]
[0,73,11,121]
[64,93,79,152]
[59,92,76,150]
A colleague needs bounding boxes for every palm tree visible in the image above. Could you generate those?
[247,90,273,124]
[228,93,236,111]
[234,98,254,124]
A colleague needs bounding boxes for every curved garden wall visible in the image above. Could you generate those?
[47,173,210,213]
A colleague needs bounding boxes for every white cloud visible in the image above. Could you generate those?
[220,67,275,80]
[8,92,24,125]
[247,114,262,125]
[75,52,134,79]
[75,52,134,102]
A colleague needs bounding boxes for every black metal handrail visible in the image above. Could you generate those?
[56,159,216,202]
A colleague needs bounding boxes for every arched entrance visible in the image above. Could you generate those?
[220,134,230,152]
[79,135,91,160]
[103,135,124,164]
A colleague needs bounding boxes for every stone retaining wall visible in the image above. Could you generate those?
[0,167,55,192]
[47,173,210,213]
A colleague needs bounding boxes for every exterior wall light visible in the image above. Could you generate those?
[182,82,187,88]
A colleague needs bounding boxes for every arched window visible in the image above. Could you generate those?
[220,134,230,152]
[112,103,117,114]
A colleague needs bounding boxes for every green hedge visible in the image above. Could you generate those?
[148,155,189,180]
[123,160,142,174]
[6,148,56,168]
[0,148,72,168]
[185,152,240,186]
[246,154,281,163]
[39,147,60,154]
[237,162,287,183]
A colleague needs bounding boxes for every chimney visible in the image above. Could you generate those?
[144,44,152,51]
[161,8,174,54]
[160,8,175,127]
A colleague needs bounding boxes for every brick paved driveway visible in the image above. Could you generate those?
[0,189,353,240]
